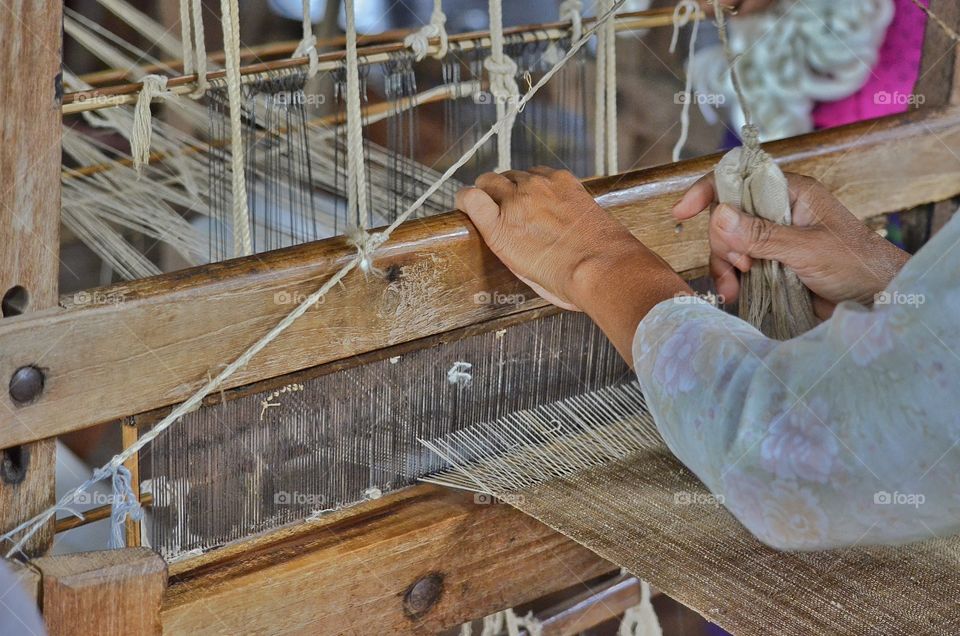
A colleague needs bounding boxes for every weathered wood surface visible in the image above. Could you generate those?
[34,548,167,636]
[161,484,614,635]
[0,0,62,555]
[914,0,960,107]
[1,107,960,449]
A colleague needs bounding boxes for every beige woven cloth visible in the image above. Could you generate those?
[513,446,960,635]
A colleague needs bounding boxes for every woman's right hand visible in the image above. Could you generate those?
[672,173,910,318]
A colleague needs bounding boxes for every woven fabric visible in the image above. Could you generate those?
[512,447,960,636]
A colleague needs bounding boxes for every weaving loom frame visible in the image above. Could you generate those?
[3,1,960,633]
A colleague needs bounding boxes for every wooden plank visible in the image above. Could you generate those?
[161,484,614,635]
[33,548,167,636]
[0,0,62,556]
[914,0,960,106]
[538,574,645,635]
[1,107,960,449]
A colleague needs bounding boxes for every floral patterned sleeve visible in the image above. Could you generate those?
[633,213,960,551]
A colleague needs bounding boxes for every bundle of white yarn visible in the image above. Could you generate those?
[690,0,895,140]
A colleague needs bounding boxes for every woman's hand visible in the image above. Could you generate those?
[456,167,691,361]
[673,172,910,318]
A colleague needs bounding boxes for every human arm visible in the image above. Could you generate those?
[455,167,692,362]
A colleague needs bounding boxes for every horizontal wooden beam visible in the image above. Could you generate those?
[161,484,615,634]
[1,106,959,449]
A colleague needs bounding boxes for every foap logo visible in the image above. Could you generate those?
[674,291,725,306]
[873,91,925,107]
[72,290,126,306]
[74,491,121,506]
[874,491,925,508]
[874,291,925,307]
[674,491,725,507]
[473,291,526,307]
[274,491,327,506]
[273,290,326,308]
[474,492,525,505]
[674,91,726,106]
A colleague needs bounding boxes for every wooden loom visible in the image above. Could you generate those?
[3,1,960,634]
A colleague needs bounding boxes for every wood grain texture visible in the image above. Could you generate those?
[914,0,960,106]
[0,0,62,556]
[1,107,960,449]
[34,548,167,636]
[161,484,614,635]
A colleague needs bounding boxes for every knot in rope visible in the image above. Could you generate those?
[294,34,320,77]
[484,55,519,105]
[740,123,761,149]
[404,2,449,61]
[670,0,699,53]
[559,0,584,42]
[92,463,144,549]
[349,230,387,274]
[131,74,169,177]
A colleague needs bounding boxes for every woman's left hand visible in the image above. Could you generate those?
[455,167,649,311]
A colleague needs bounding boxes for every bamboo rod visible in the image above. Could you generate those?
[55,493,154,533]
[62,8,701,115]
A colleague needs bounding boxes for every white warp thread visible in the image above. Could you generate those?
[131,74,169,176]
[670,0,700,162]
[96,0,182,58]
[619,580,662,635]
[221,0,253,256]
[486,0,519,172]
[404,0,449,61]
[294,0,320,77]
[0,0,627,559]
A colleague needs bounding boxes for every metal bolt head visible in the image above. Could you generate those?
[403,573,444,618]
[9,366,44,405]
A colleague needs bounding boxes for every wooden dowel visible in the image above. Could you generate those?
[62,9,699,114]
[55,493,154,533]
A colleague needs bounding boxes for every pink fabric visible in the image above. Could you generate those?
[812,0,929,129]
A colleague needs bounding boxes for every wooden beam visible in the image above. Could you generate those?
[33,548,167,636]
[1,107,960,449]
[162,484,614,634]
[914,0,960,107]
[0,0,62,556]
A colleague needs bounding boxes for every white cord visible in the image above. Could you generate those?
[220,0,253,256]
[345,0,372,270]
[670,0,700,162]
[294,0,320,77]
[560,0,584,43]
[131,74,169,176]
[404,0,449,61]
[486,0,519,172]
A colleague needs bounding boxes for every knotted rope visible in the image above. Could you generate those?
[220,0,253,256]
[294,0,320,77]
[344,0,374,270]
[131,74,169,176]
[670,0,700,162]
[486,0,520,172]
[404,0,449,61]
[179,0,209,96]
[560,0,584,43]
[0,0,628,560]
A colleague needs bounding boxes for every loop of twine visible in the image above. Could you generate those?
[559,0,584,43]
[131,74,169,177]
[404,0,449,61]
[294,0,320,77]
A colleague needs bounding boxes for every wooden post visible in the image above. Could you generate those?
[33,548,167,636]
[914,0,960,106]
[121,418,142,547]
[0,0,63,556]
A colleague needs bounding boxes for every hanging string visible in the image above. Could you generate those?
[560,0,584,43]
[131,74,169,176]
[220,0,253,256]
[294,0,320,77]
[0,0,628,560]
[344,0,373,270]
[486,0,520,171]
[180,0,209,96]
[670,0,700,162]
[594,0,618,174]
[712,0,758,147]
[404,0,449,61]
